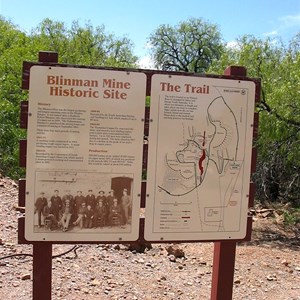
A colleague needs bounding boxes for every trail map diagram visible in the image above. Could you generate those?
[158,95,243,231]
[159,96,239,194]
[145,75,256,241]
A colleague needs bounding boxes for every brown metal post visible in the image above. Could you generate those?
[31,51,59,300]
[33,243,52,300]
[210,66,247,300]
[26,51,58,300]
[211,241,237,300]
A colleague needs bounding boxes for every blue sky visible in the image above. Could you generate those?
[1,0,300,67]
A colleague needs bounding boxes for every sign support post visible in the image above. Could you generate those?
[211,241,237,300]
[210,66,255,300]
[24,51,58,300]
[33,242,52,300]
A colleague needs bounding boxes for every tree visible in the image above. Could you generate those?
[148,18,224,72]
[0,17,31,178]
[210,35,300,205]
[30,19,138,67]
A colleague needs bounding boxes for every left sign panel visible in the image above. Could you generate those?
[25,66,146,242]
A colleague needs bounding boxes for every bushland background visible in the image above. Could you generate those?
[1,17,300,221]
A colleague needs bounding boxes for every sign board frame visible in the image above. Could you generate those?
[19,54,260,244]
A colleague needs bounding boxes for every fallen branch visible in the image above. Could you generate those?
[0,245,81,261]
[0,253,33,260]
[52,245,81,259]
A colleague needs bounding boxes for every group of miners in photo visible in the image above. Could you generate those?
[34,188,131,231]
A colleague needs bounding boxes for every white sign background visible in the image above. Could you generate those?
[25,66,146,242]
[145,74,256,241]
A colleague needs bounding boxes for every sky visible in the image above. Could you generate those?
[1,0,300,67]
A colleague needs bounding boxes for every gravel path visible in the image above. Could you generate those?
[0,176,299,299]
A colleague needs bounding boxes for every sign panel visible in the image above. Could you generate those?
[145,74,255,241]
[25,66,146,241]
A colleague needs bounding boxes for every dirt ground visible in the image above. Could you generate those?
[0,176,299,300]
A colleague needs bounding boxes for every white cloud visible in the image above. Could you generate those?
[278,14,300,28]
[226,40,240,50]
[265,13,300,42]
[263,30,278,37]
[138,55,156,69]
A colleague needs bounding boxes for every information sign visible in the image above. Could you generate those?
[25,66,146,242]
[145,74,256,241]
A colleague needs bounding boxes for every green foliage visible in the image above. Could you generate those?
[145,96,150,107]
[1,15,300,209]
[149,18,224,72]
[283,208,300,226]
[30,19,138,67]
[0,18,29,178]
[149,19,300,205]
[209,34,300,205]
[142,169,147,181]
[0,17,138,179]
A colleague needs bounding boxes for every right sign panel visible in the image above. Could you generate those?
[145,74,256,241]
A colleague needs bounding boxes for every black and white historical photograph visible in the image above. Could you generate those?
[33,171,134,234]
